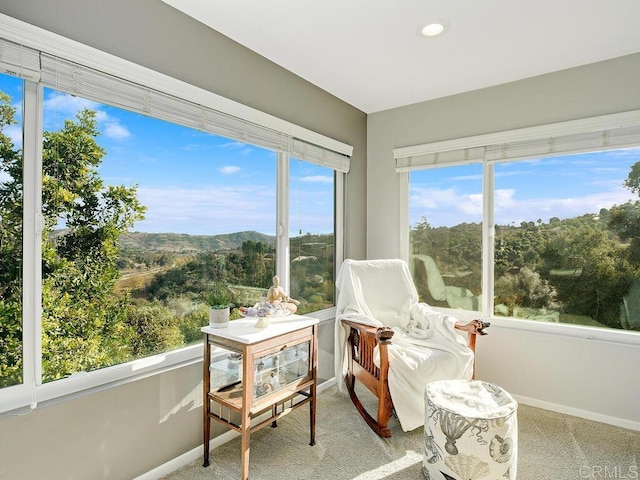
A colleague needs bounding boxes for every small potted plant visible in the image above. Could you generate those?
[207,283,233,328]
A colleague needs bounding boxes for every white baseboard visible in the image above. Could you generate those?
[514,394,640,432]
[134,430,237,480]
[134,378,337,480]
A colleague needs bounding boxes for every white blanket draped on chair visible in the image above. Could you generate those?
[334,259,474,431]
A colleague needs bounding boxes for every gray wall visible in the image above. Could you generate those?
[0,1,365,479]
[367,53,640,428]
[367,52,640,260]
[1,365,205,479]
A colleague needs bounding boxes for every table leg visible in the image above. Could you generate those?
[309,388,316,446]
[241,346,252,480]
[240,414,251,480]
[271,403,278,428]
[203,337,211,467]
[310,326,318,446]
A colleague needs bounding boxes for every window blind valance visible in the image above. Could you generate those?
[40,54,350,172]
[484,124,640,163]
[394,110,640,172]
[0,38,40,82]
[0,16,352,172]
[395,146,485,171]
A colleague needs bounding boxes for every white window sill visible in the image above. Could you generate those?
[437,306,640,347]
[0,308,337,416]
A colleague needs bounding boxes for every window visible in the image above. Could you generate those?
[0,21,351,412]
[0,73,24,389]
[494,148,640,330]
[40,87,281,382]
[289,158,335,313]
[400,113,640,334]
[409,164,483,312]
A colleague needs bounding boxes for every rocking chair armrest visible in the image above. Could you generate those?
[457,320,490,375]
[341,319,395,344]
[454,319,490,336]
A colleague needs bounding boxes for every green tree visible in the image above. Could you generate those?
[125,302,183,357]
[608,160,640,261]
[494,266,557,316]
[41,109,147,380]
[0,93,151,384]
[0,91,24,387]
[624,160,640,195]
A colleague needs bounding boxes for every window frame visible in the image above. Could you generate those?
[399,115,640,349]
[0,15,346,414]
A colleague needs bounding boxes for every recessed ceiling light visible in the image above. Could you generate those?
[419,20,449,38]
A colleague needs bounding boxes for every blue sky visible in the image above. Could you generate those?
[2,74,638,233]
[0,74,334,236]
[410,148,640,228]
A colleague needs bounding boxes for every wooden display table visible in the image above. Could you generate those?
[202,314,318,480]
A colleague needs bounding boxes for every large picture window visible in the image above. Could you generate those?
[402,117,640,334]
[494,148,640,330]
[40,87,282,382]
[0,27,350,411]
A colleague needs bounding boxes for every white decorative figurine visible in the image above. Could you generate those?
[266,275,300,314]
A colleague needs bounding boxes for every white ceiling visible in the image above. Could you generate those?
[162,0,640,114]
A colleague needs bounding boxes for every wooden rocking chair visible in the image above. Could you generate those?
[341,319,488,438]
[336,258,489,437]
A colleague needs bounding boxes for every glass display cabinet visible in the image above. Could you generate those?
[202,315,318,480]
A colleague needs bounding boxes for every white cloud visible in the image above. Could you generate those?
[410,186,462,209]
[10,100,22,122]
[218,141,254,156]
[493,188,636,226]
[43,91,131,141]
[409,184,637,228]
[409,186,482,227]
[219,165,241,174]
[134,184,276,235]
[103,122,131,140]
[94,110,108,122]
[3,125,22,148]
[44,92,99,117]
[494,188,517,207]
[301,175,333,184]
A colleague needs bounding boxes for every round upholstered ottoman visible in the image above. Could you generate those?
[423,380,518,480]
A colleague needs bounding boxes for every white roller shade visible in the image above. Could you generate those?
[40,54,351,172]
[394,110,640,172]
[0,38,40,82]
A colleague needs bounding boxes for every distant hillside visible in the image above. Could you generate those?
[118,230,275,252]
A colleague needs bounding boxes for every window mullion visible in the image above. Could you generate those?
[21,80,43,390]
[335,171,345,270]
[276,152,290,292]
[398,171,409,262]
[482,162,495,317]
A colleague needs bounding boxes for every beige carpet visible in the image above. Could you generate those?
[163,384,640,480]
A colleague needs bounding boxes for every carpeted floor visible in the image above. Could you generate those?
[162,384,640,480]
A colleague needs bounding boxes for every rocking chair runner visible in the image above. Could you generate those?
[335,259,488,438]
